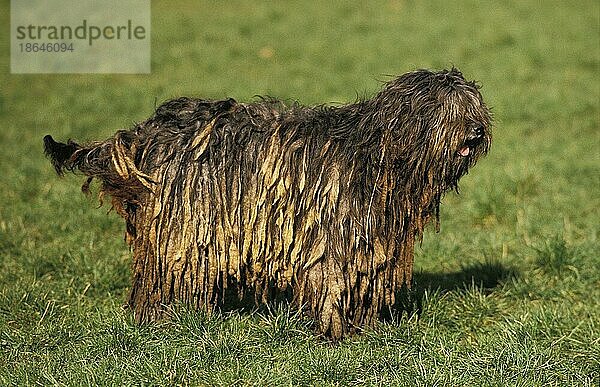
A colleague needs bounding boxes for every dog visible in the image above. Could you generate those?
[45,68,492,339]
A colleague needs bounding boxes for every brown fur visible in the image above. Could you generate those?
[44,68,492,339]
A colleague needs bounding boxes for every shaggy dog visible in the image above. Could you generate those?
[45,68,492,339]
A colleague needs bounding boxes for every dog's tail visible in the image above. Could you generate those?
[43,135,85,176]
[43,133,155,193]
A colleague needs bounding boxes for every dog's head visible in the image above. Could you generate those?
[375,68,492,189]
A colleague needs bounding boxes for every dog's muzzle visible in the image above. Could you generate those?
[457,125,485,157]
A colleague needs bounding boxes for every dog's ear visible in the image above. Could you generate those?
[43,135,79,175]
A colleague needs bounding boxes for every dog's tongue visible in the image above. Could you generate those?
[459,146,470,157]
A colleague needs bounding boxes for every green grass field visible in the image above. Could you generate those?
[1,1,599,385]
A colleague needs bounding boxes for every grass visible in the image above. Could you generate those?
[0,0,598,385]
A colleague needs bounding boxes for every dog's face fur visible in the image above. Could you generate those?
[373,68,492,190]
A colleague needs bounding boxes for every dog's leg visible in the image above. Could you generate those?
[298,257,349,340]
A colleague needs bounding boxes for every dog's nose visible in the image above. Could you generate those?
[470,125,484,140]
[476,126,484,137]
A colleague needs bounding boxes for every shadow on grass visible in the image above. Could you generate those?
[384,260,518,321]
[414,260,517,292]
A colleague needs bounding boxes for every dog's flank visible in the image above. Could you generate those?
[45,68,492,339]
